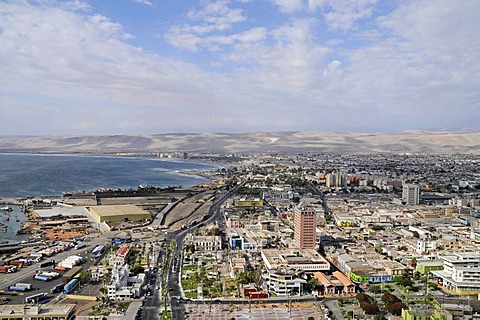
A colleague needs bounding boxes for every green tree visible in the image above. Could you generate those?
[130,264,144,275]
[78,270,92,285]
[306,278,321,292]
[410,257,418,268]
[236,271,256,285]
[369,285,383,293]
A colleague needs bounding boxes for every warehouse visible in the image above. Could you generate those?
[88,205,151,223]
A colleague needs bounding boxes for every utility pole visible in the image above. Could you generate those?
[249,296,251,318]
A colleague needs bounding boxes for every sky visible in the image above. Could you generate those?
[0,0,479,135]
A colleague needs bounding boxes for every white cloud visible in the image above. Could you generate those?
[323,0,378,31]
[186,0,246,28]
[270,0,378,31]
[270,0,303,13]
[270,0,325,13]
[164,0,249,50]
[336,0,480,128]
[133,0,154,7]
[0,0,478,134]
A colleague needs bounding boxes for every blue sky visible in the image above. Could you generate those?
[0,0,479,135]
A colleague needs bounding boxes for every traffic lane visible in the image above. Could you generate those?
[168,235,186,320]
[143,256,164,320]
[165,188,237,320]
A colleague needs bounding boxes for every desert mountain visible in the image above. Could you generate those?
[0,131,478,154]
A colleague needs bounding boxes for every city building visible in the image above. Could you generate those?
[261,249,330,272]
[262,267,306,296]
[325,173,347,188]
[415,259,444,275]
[88,205,151,223]
[0,304,76,320]
[294,205,317,249]
[189,235,222,251]
[402,184,420,205]
[111,245,131,266]
[431,252,480,293]
[313,271,356,295]
[106,264,144,300]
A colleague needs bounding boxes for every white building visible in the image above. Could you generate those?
[402,184,419,205]
[262,267,306,296]
[190,235,222,251]
[106,264,143,300]
[431,252,480,292]
[261,249,330,272]
[417,240,437,254]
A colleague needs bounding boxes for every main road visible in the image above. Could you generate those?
[168,185,241,320]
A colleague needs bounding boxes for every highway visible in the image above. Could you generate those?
[165,185,240,320]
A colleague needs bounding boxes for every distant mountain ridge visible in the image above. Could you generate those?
[0,131,479,154]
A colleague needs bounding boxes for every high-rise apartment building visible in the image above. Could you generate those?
[325,173,347,188]
[294,205,317,249]
[402,184,420,205]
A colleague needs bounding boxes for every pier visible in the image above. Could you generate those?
[0,198,22,205]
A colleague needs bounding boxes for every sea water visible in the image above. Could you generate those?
[0,153,219,198]
[0,153,219,241]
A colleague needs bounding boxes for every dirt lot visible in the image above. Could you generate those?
[44,229,85,241]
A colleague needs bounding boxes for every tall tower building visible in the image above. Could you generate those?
[402,184,420,205]
[294,205,317,249]
[325,174,333,188]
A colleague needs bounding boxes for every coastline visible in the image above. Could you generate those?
[0,153,222,199]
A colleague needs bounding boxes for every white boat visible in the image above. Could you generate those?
[0,206,12,211]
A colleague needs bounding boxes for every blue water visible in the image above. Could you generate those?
[0,205,27,242]
[0,153,219,198]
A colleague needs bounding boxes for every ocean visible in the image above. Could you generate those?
[0,153,219,198]
[0,153,220,242]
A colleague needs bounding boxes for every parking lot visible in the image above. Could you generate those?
[0,247,98,304]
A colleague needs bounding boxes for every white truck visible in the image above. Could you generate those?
[15,283,32,290]
[74,242,86,250]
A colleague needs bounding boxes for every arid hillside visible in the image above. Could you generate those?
[0,131,478,154]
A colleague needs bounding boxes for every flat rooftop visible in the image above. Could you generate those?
[89,204,149,217]
[34,205,89,218]
[0,304,75,316]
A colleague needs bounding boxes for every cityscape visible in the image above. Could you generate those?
[0,150,479,320]
[0,0,479,319]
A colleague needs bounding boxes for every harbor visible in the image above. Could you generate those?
[0,203,29,242]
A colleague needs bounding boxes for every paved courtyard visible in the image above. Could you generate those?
[185,302,326,319]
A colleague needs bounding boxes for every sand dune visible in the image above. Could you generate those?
[0,131,478,154]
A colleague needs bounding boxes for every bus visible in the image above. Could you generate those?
[25,292,47,303]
